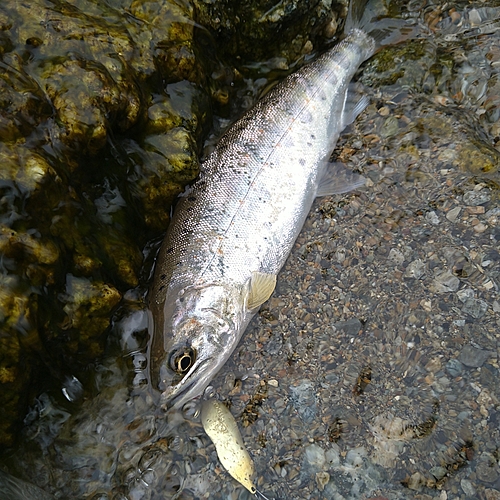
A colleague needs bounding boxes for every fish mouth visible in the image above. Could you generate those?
[161,357,212,410]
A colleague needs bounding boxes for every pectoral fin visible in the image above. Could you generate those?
[341,85,370,129]
[316,163,366,197]
[246,272,277,310]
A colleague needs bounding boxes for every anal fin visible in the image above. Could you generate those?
[246,271,277,310]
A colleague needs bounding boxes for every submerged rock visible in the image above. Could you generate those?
[0,0,211,447]
[192,0,347,63]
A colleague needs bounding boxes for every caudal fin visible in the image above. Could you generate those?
[345,0,420,48]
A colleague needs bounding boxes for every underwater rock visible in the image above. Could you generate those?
[0,0,212,447]
[192,0,347,63]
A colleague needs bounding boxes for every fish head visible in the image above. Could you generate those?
[148,283,244,410]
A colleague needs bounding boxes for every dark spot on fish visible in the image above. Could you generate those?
[166,247,174,254]
[160,274,166,280]
[158,284,166,292]
[307,142,312,147]
[188,196,196,202]
[299,158,305,166]
[310,134,316,139]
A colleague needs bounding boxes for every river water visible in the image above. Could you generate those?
[1,1,500,500]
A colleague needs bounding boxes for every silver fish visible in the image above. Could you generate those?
[148,1,414,410]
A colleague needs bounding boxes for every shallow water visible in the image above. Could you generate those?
[2,1,500,500]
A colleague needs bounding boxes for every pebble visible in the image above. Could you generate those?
[290,380,317,424]
[388,247,405,265]
[407,471,425,490]
[446,206,461,222]
[430,466,448,480]
[461,478,476,497]
[445,358,464,377]
[485,489,500,500]
[325,446,341,467]
[404,259,426,279]
[463,189,491,206]
[431,270,460,292]
[304,443,326,469]
[333,318,362,336]
[473,222,488,233]
[426,211,440,225]
[461,298,489,319]
[459,345,494,368]
[345,447,366,468]
[315,471,330,491]
[476,461,499,483]
[457,288,475,303]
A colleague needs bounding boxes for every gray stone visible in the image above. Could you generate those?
[431,270,460,293]
[463,189,491,206]
[404,259,426,279]
[430,466,448,480]
[461,478,476,497]
[476,460,499,483]
[445,358,464,377]
[462,298,488,318]
[304,443,326,469]
[333,318,362,336]
[459,345,494,368]
[290,380,317,424]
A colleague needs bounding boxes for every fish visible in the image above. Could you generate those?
[147,0,417,410]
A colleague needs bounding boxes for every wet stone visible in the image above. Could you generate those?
[476,460,499,484]
[333,318,362,336]
[463,189,491,206]
[290,380,317,424]
[445,358,464,377]
[303,443,326,469]
[325,446,341,467]
[265,336,282,355]
[345,447,366,468]
[480,364,499,390]
[446,206,461,222]
[457,288,475,303]
[426,210,440,225]
[388,247,405,265]
[430,466,448,480]
[485,489,500,500]
[459,345,494,368]
[431,270,460,293]
[461,478,476,497]
[404,259,426,279]
[315,471,330,491]
[462,298,489,318]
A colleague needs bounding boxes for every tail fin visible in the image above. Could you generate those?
[344,0,419,49]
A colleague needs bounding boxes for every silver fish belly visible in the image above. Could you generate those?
[148,28,376,410]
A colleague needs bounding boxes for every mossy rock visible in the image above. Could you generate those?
[0,0,212,448]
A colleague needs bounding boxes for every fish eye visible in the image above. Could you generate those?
[169,347,196,375]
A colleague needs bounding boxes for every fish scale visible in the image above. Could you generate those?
[148,27,379,410]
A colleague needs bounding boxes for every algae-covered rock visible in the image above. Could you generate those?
[0,0,211,447]
[193,0,347,64]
